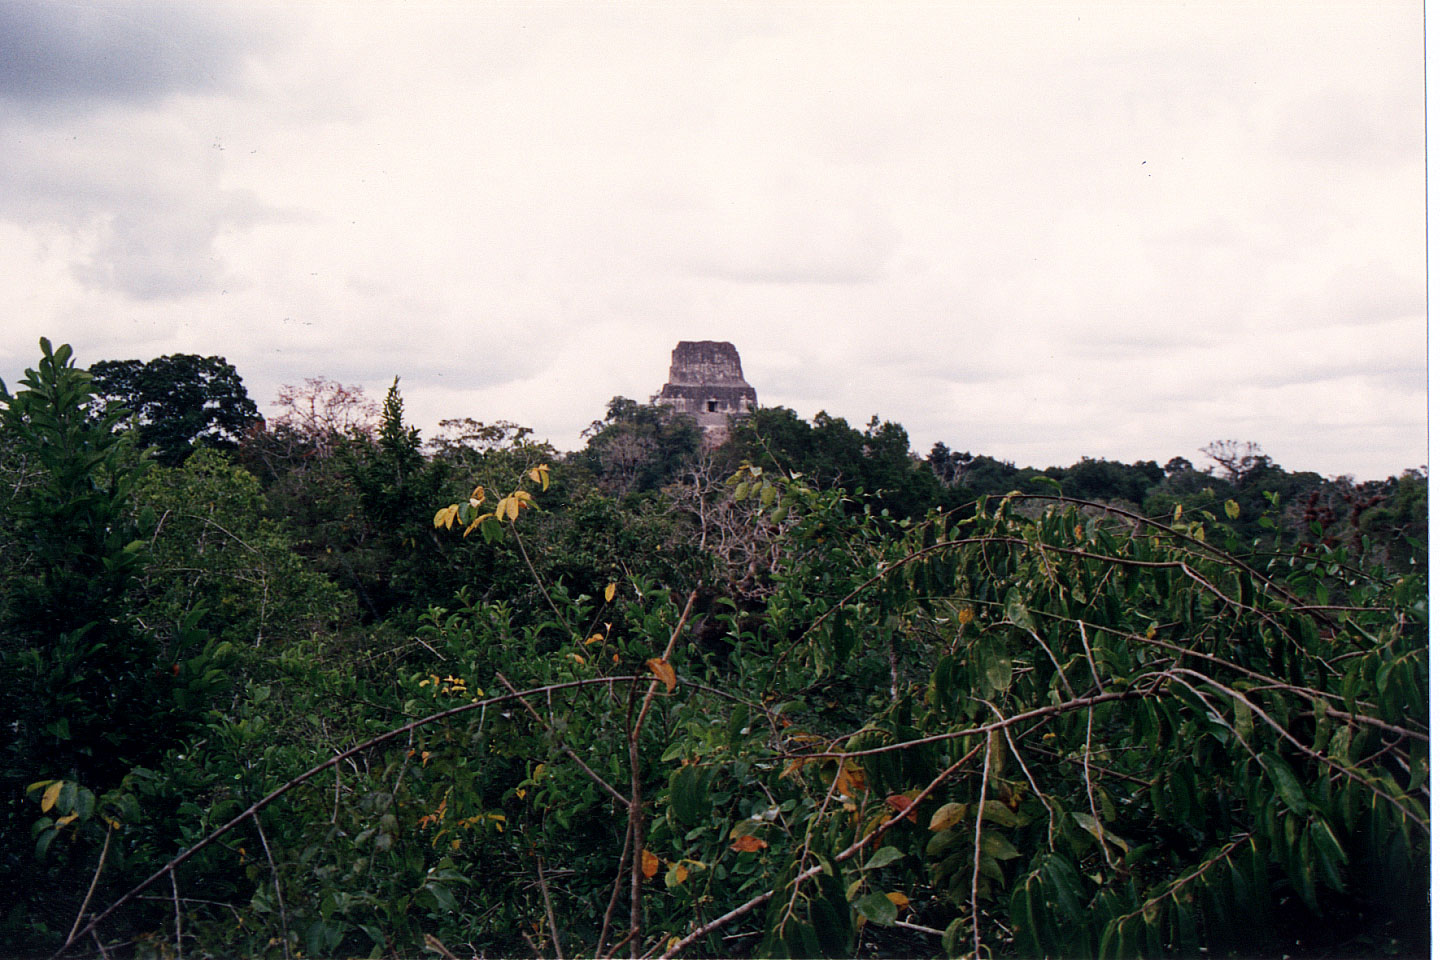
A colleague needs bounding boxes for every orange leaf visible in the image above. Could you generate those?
[730,835,768,853]
[844,760,868,793]
[641,848,660,879]
[646,658,677,693]
[886,891,910,911]
[605,582,617,603]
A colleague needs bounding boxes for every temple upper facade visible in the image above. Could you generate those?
[654,340,757,444]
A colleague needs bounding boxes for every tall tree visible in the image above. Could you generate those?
[88,354,260,466]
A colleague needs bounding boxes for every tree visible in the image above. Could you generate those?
[577,396,702,496]
[0,340,229,943]
[131,448,355,648]
[88,354,260,466]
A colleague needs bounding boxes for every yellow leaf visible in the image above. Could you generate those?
[929,802,966,832]
[646,658,677,693]
[604,582,617,603]
[528,466,542,485]
[1173,503,1183,522]
[506,496,520,521]
[1225,499,1240,519]
[641,848,660,879]
[471,484,486,502]
[463,517,483,538]
[41,781,62,813]
[585,633,604,645]
[433,507,448,528]
[676,863,689,883]
[55,813,79,827]
[886,891,910,911]
[495,499,508,521]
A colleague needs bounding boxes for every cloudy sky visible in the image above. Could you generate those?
[0,1,1425,479]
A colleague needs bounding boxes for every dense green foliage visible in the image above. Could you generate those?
[88,354,261,467]
[1,339,1427,959]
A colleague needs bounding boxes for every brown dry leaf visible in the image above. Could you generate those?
[646,658,677,693]
[885,795,918,823]
[641,849,660,879]
[730,835,768,853]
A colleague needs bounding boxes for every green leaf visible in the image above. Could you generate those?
[669,764,707,826]
[982,650,1014,695]
[35,827,58,860]
[979,830,1022,861]
[863,846,905,871]
[854,890,898,926]
[942,916,967,957]
[1004,589,1035,632]
[1259,751,1310,815]
[980,799,1019,828]
[425,882,458,913]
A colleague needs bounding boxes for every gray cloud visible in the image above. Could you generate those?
[0,0,264,107]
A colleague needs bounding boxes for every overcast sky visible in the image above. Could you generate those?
[0,1,1425,480]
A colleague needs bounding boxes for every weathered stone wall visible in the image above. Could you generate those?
[655,341,757,443]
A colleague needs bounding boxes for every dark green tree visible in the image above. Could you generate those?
[88,354,261,466]
[0,340,229,944]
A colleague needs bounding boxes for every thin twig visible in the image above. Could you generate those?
[783,689,1141,760]
[1077,620,1104,692]
[66,823,112,945]
[254,816,290,959]
[1082,707,1117,870]
[536,854,565,959]
[595,819,634,957]
[423,932,461,959]
[170,872,183,960]
[413,634,449,660]
[970,729,993,959]
[510,521,571,629]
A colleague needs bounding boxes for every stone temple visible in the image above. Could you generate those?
[654,341,757,444]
